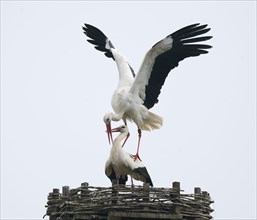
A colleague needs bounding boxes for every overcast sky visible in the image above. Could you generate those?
[1,1,256,219]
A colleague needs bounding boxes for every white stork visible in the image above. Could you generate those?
[82,23,212,160]
[105,125,153,186]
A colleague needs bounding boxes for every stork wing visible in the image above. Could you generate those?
[82,23,136,77]
[125,154,153,187]
[130,23,212,109]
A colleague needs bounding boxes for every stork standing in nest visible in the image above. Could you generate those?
[105,125,153,187]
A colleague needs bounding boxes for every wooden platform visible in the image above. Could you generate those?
[44,181,214,220]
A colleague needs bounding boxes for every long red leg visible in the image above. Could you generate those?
[134,127,142,161]
[121,119,129,148]
[121,132,130,148]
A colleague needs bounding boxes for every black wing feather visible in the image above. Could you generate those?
[143,23,212,109]
[82,23,115,60]
[133,167,153,187]
[181,36,212,43]
[82,23,136,77]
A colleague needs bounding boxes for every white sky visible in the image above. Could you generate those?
[1,1,256,219]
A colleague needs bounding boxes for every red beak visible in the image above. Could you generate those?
[106,123,113,145]
[111,127,121,132]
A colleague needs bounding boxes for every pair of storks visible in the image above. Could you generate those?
[82,23,212,187]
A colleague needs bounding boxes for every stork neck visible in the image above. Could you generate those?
[113,131,129,149]
[111,49,134,87]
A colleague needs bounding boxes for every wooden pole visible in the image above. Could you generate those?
[81,182,89,199]
[111,180,117,205]
[171,181,180,197]
[194,187,202,203]
[171,181,181,214]
[62,186,70,197]
[143,183,150,203]
[61,186,72,220]
[47,188,60,220]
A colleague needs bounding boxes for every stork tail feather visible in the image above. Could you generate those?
[141,111,163,131]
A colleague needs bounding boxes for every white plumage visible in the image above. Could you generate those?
[105,125,153,186]
[83,23,212,159]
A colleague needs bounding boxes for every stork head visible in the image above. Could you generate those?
[111,125,130,148]
[111,125,129,134]
[103,112,113,145]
